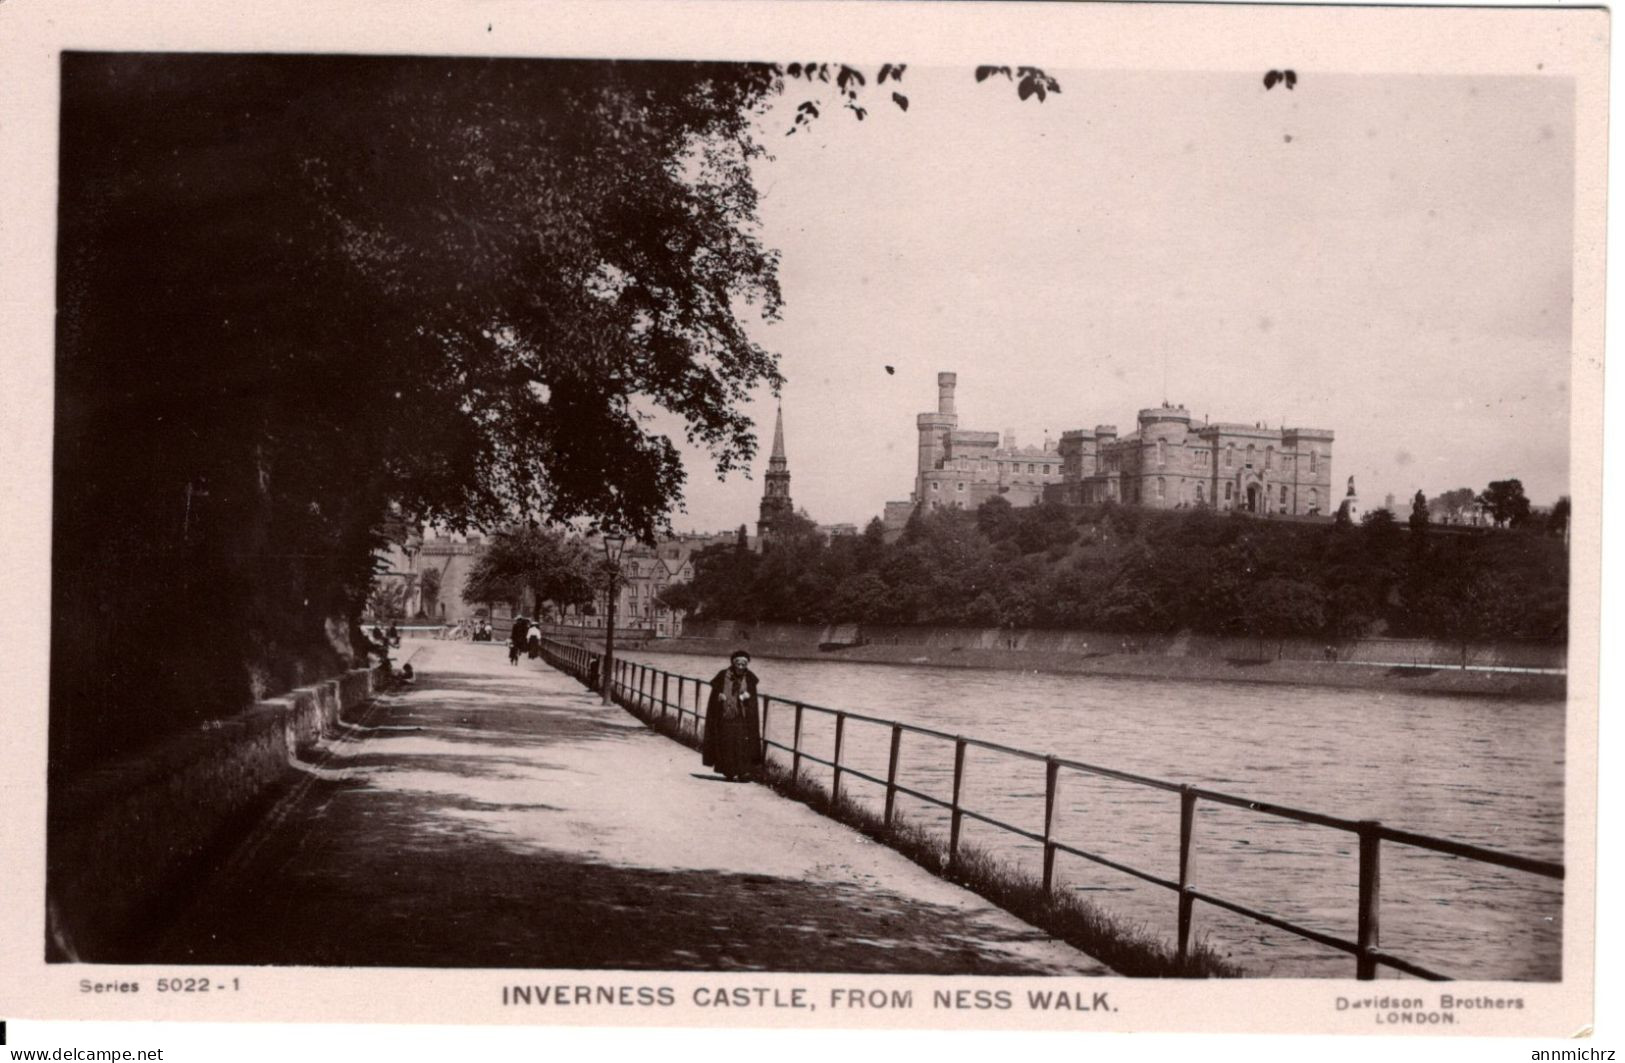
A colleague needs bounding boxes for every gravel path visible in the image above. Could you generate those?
[150,641,1109,974]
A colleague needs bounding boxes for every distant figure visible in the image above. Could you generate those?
[386,622,401,648]
[704,650,764,782]
[1324,644,1337,663]
[400,663,415,683]
[526,621,542,660]
[509,615,529,665]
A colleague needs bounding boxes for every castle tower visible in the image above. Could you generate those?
[915,371,959,500]
[757,404,794,547]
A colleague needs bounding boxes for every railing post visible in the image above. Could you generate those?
[1042,757,1062,894]
[661,673,670,721]
[791,702,805,780]
[1177,786,1198,964]
[1357,820,1382,980]
[832,712,847,804]
[884,724,903,829]
[760,696,772,763]
[949,737,968,873]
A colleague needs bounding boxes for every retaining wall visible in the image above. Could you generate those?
[678,621,1565,671]
[47,664,385,961]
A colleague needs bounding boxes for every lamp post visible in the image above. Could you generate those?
[600,533,627,705]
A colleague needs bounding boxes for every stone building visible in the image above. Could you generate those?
[372,526,486,620]
[1051,403,1335,516]
[884,371,1336,525]
[884,371,1065,523]
[560,535,706,637]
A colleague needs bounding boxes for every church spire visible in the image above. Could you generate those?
[757,402,794,549]
[769,403,788,468]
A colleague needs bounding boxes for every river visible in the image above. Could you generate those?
[619,648,1564,980]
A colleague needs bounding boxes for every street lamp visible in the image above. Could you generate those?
[600,533,627,705]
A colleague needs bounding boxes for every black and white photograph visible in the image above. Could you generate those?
[0,0,1609,1051]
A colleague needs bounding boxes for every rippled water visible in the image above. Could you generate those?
[621,649,1564,980]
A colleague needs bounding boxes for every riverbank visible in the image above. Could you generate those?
[613,636,1565,700]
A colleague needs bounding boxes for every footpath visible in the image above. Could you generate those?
[149,641,1108,974]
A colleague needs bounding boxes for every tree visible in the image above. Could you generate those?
[1550,496,1571,542]
[1240,578,1327,640]
[1430,487,1478,524]
[655,581,700,616]
[778,62,1059,133]
[52,53,830,766]
[1478,479,1533,528]
[463,527,595,622]
[366,580,410,621]
[418,567,444,618]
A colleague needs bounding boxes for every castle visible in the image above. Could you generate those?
[885,371,1335,525]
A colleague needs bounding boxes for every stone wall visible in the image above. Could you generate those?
[676,620,1565,671]
[47,663,386,961]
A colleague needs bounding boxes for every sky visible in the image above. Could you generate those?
[654,67,1575,532]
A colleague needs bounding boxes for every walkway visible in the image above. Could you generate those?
[149,641,1109,974]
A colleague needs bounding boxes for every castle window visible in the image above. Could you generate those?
[1196,483,1205,504]
[1308,487,1319,512]
[1266,446,1275,470]
[1225,483,1234,501]
[957,482,965,492]
[1158,440,1167,466]
[1156,477,1166,500]
[931,482,939,492]
[1028,463,1036,474]
[1310,449,1319,473]
[1280,485,1288,506]
[1246,444,1256,469]
[1225,444,1234,468]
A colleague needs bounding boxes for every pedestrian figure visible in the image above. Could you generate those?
[386,622,401,648]
[704,650,764,782]
[526,620,542,660]
[509,615,529,665]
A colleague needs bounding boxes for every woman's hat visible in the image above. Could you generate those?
[729,649,752,662]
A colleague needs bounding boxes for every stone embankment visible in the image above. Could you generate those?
[47,656,394,961]
[619,623,1564,699]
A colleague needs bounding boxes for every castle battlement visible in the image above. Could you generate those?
[890,371,1336,521]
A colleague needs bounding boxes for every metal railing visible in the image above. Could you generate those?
[539,637,1562,980]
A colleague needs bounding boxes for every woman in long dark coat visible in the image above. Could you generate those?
[704,650,764,781]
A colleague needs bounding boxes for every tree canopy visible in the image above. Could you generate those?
[462,527,596,619]
[675,500,1568,644]
[52,53,1061,767]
